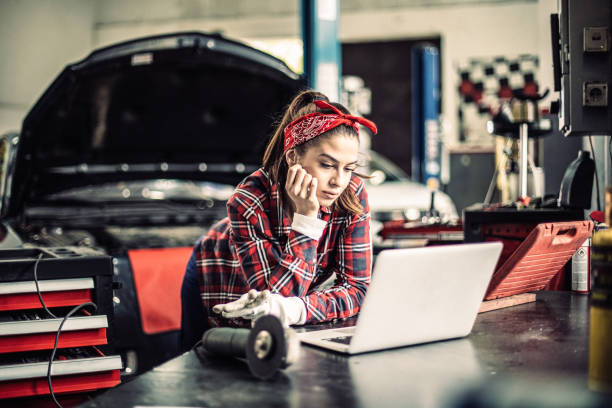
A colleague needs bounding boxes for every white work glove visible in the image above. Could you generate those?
[212,289,306,327]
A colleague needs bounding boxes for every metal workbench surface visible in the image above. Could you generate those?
[78,291,610,408]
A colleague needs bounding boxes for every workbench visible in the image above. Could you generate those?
[75,291,608,407]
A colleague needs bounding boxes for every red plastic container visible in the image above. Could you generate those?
[484,220,593,300]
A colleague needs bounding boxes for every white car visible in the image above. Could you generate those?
[363,150,459,240]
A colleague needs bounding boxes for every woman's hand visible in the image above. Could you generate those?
[286,164,319,218]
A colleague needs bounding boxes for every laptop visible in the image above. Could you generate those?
[298,241,503,354]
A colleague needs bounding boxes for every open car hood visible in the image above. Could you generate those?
[4,32,304,218]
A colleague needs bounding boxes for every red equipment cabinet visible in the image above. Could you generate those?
[0,247,122,400]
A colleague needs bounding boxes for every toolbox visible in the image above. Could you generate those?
[464,208,590,298]
[380,208,591,300]
[481,220,593,299]
[0,247,122,400]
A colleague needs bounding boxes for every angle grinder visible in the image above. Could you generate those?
[195,314,300,379]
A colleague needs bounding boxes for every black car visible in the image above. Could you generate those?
[0,32,304,375]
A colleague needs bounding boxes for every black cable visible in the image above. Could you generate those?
[589,136,601,211]
[31,251,99,407]
[32,252,57,319]
[47,301,98,408]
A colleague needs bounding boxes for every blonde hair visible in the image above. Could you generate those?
[263,90,365,216]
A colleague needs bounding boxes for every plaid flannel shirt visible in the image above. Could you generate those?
[196,168,372,327]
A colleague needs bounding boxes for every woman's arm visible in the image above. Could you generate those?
[227,177,321,298]
[302,178,372,322]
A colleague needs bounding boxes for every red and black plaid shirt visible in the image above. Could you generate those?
[196,168,372,327]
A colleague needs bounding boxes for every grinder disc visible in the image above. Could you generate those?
[246,315,286,379]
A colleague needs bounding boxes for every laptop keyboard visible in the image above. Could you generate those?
[323,335,353,345]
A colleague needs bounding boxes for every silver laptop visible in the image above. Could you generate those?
[298,241,503,354]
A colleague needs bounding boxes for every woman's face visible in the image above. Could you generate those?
[296,132,360,208]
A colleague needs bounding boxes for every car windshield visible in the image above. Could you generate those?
[365,150,408,184]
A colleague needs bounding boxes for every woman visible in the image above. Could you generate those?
[181,90,377,348]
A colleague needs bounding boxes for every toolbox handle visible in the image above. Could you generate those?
[551,225,578,245]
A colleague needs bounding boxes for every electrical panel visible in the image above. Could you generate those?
[556,0,612,136]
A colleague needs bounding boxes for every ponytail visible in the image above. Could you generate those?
[263,90,327,175]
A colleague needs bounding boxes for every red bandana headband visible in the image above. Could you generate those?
[283,100,378,152]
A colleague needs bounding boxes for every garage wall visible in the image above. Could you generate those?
[0,0,95,134]
[92,0,552,148]
[341,2,544,149]
[92,0,299,42]
[0,0,552,141]
[0,0,559,149]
